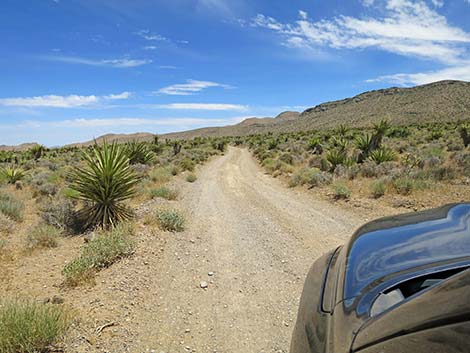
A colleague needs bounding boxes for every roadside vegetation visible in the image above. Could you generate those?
[0,137,223,347]
[240,120,470,208]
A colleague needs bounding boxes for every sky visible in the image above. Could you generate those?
[0,0,469,146]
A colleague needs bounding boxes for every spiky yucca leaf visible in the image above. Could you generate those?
[70,142,139,229]
[125,141,156,165]
[0,166,26,184]
[368,147,397,164]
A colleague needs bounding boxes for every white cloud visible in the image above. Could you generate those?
[136,30,167,41]
[157,103,247,111]
[249,1,470,65]
[367,62,470,85]
[159,65,178,69]
[43,56,152,68]
[143,45,157,50]
[0,92,131,108]
[156,80,232,95]
[104,92,132,100]
[3,117,248,129]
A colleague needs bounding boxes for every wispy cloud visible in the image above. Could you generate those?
[0,92,130,108]
[249,1,470,65]
[367,62,470,85]
[156,103,247,111]
[157,80,232,95]
[43,55,152,68]
[4,117,248,129]
[135,29,167,41]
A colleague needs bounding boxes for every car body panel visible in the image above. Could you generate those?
[290,203,470,353]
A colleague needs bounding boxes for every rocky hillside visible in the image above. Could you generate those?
[68,80,470,145]
[161,80,470,139]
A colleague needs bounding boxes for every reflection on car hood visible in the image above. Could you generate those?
[344,204,470,300]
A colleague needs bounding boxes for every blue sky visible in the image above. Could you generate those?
[1,0,469,146]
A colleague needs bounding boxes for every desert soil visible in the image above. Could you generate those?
[1,147,368,353]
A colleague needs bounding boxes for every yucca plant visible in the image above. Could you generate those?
[326,149,347,171]
[70,142,139,229]
[0,166,26,184]
[459,123,470,148]
[125,141,156,165]
[29,144,46,160]
[368,147,397,164]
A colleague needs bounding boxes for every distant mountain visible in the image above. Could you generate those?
[0,143,40,152]
[66,80,470,146]
[160,80,470,139]
[67,132,156,147]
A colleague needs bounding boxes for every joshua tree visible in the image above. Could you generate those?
[173,141,182,156]
[459,123,470,148]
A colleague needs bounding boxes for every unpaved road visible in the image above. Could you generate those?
[8,147,364,352]
[138,147,364,352]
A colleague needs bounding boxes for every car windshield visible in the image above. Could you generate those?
[344,204,470,300]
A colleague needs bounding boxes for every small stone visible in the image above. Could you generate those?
[51,295,65,304]
[208,272,214,277]
[185,328,190,333]
[200,281,208,289]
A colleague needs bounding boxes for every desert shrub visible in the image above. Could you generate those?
[150,186,178,200]
[334,165,359,180]
[0,299,69,353]
[63,223,135,286]
[35,182,59,197]
[333,183,351,200]
[0,213,15,235]
[169,164,180,176]
[69,142,139,229]
[392,177,414,195]
[40,198,77,233]
[149,167,172,184]
[186,173,197,183]
[427,129,443,141]
[27,224,60,249]
[279,152,294,165]
[0,193,24,222]
[371,180,386,198]
[430,166,458,181]
[0,166,26,184]
[392,177,428,195]
[306,168,332,188]
[179,158,196,172]
[155,209,185,232]
[368,148,397,164]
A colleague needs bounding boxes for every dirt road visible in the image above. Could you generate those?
[135,147,363,352]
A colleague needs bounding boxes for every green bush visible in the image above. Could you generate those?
[0,193,24,222]
[27,224,61,249]
[0,299,69,353]
[393,177,422,195]
[179,158,195,172]
[186,173,197,183]
[371,180,386,198]
[333,183,351,200]
[326,149,347,171]
[150,186,178,200]
[155,209,185,232]
[63,223,135,286]
[70,142,139,229]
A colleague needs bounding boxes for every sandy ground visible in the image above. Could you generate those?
[1,147,366,353]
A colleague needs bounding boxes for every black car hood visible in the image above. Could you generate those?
[343,204,470,304]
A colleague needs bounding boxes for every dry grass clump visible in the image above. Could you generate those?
[149,167,172,184]
[0,213,15,235]
[0,193,24,222]
[63,223,135,286]
[26,224,61,249]
[0,299,69,353]
[155,209,185,232]
[150,186,178,200]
